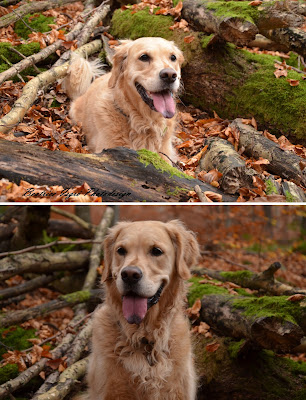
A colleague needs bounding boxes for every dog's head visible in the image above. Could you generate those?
[108,37,184,119]
[102,220,199,325]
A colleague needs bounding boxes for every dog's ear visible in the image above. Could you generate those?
[108,40,133,89]
[102,222,130,282]
[166,220,200,280]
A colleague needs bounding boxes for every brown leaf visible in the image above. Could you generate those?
[46,358,62,370]
[184,35,195,43]
[206,342,220,353]
[287,294,306,302]
[204,191,222,202]
[248,0,262,6]
[274,69,287,78]
[189,298,201,316]
[287,79,300,87]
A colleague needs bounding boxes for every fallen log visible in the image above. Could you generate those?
[197,293,305,352]
[0,0,82,29]
[0,288,100,328]
[47,220,94,239]
[199,137,257,194]
[0,142,237,202]
[0,250,89,281]
[230,119,306,187]
[193,262,306,296]
[182,0,258,46]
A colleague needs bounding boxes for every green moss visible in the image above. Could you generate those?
[220,270,254,282]
[227,49,306,139]
[227,338,246,359]
[0,363,19,385]
[205,1,260,24]
[137,149,193,180]
[0,326,36,357]
[188,277,230,306]
[61,290,91,304]
[166,186,189,196]
[232,295,304,324]
[265,179,278,195]
[15,13,54,39]
[110,9,174,40]
[285,190,298,202]
[200,34,215,49]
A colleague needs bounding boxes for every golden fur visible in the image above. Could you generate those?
[63,38,184,163]
[77,220,199,400]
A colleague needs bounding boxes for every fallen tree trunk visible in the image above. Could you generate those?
[0,142,237,202]
[0,288,100,328]
[230,119,306,186]
[194,262,306,296]
[199,137,257,194]
[198,293,304,352]
[0,0,83,28]
[0,250,89,280]
[47,220,95,239]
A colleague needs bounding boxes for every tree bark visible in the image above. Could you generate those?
[0,250,89,280]
[0,142,237,202]
[230,119,306,187]
[200,137,257,194]
[47,220,95,239]
[0,289,100,328]
[199,294,304,352]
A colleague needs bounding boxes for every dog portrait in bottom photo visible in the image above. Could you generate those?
[77,220,200,400]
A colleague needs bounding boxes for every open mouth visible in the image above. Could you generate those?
[122,284,164,325]
[135,82,176,119]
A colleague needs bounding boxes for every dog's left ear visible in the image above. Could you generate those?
[166,220,200,280]
[108,40,132,89]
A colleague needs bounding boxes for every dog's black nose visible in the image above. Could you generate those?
[121,266,143,284]
[159,68,177,84]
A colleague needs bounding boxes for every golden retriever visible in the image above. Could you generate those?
[63,37,184,164]
[80,220,199,400]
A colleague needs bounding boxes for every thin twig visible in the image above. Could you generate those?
[0,239,102,258]
[11,8,37,33]
[274,59,305,74]
[51,206,94,231]
[9,47,40,74]
[195,185,210,202]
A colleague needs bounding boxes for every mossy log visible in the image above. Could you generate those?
[0,289,100,328]
[199,137,257,194]
[0,0,81,29]
[182,0,306,57]
[230,119,306,187]
[198,293,305,352]
[0,250,90,281]
[110,8,306,140]
[194,337,306,400]
[182,0,258,46]
[194,263,306,296]
[0,141,236,202]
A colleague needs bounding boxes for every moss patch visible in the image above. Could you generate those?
[61,290,91,304]
[0,363,19,385]
[205,1,260,24]
[0,326,36,358]
[200,34,214,49]
[285,190,299,202]
[220,270,254,282]
[227,50,306,139]
[110,8,174,40]
[227,338,246,359]
[265,179,278,195]
[137,149,193,180]
[15,13,54,39]
[232,295,305,325]
[188,277,230,305]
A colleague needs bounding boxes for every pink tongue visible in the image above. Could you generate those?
[122,296,148,325]
[151,91,175,119]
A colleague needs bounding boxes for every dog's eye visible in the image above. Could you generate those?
[150,247,163,257]
[117,247,127,256]
[139,54,150,62]
[170,54,176,62]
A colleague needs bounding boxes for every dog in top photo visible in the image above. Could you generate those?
[75,220,200,400]
[63,37,184,164]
